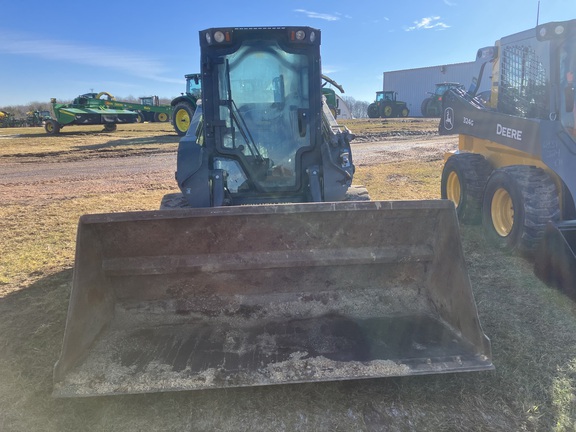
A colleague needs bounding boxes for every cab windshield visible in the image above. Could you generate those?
[216,39,311,190]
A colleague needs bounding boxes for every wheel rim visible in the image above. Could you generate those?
[384,106,392,117]
[46,123,53,132]
[491,187,514,236]
[175,109,190,132]
[158,113,168,122]
[446,171,461,207]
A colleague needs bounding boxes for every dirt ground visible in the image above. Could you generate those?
[0,120,454,205]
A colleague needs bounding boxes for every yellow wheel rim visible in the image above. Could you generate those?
[446,171,461,208]
[384,106,392,117]
[175,109,190,132]
[158,113,168,122]
[491,188,514,236]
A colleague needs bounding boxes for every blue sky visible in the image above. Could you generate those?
[1,0,575,106]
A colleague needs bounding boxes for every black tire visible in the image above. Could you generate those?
[344,185,371,201]
[136,112,146,123]
[427,100,441,117]
[172,102,195,136]
[420,98,430,117]
[380,102,394,118]
[400,107,409,117]
[160,193,190,209]
[367,103,379,119]
[482,166,560,255]
[44,119,61,135]
[441,153,492,224]
[103,123,117,132]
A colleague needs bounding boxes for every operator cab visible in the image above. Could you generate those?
[198,27,323,203]
[185,73,202,98]
[376,91,396,102]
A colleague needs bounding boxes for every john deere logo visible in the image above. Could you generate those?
[444,107,454,131]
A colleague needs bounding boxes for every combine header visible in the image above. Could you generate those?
[45,93,137,134]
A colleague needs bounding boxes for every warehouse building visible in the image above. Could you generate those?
[383,61,492,116]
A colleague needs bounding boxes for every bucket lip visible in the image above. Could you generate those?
[79,200,455,224]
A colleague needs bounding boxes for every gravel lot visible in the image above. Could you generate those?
[0,129,457,206]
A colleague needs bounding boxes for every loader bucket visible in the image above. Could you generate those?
[53,200,492,397]
[534,221,576,300]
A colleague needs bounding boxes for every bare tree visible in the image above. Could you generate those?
[342,96,370,118]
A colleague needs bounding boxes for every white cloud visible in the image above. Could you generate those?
[0,30,181,84]
[405,16,450,31]
[294,9,341,21]
[335,12,353,20]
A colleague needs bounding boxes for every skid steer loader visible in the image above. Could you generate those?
[439,19,576,298]
[53,27,492,398]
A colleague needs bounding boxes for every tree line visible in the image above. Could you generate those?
[341,96,370,118]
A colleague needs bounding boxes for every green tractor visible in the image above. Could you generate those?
[26,110,52,127]
[367,91,409,118]
[321,74,345,119]
[45,93,138,134]
[171,73,202,136]
[421,82,464,117]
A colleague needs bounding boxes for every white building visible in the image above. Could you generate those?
[383,61,492,116]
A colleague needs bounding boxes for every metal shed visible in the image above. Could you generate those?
[383,62,492,116]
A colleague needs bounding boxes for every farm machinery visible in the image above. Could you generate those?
[26,110,51,127]
[321,74,347,119]
[171,73,202,136]
[439,19,576,298]
[93,92,173,123]
[421,82,465,117]
[53,26,492,398]
[45,93,138,134]
[0,109,51,127]
[0,110,14,127]
[367,91,410,118]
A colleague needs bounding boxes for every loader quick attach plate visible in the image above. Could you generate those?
[53,200,492,397]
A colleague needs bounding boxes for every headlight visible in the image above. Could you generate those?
[214,31,226,43]
[203,28,233,46]
[536,20,571,41]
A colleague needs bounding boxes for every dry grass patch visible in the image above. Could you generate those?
[0,123,178,160]
[340,118,439,135]
[0,189,174,290]
[354,160,443,200]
